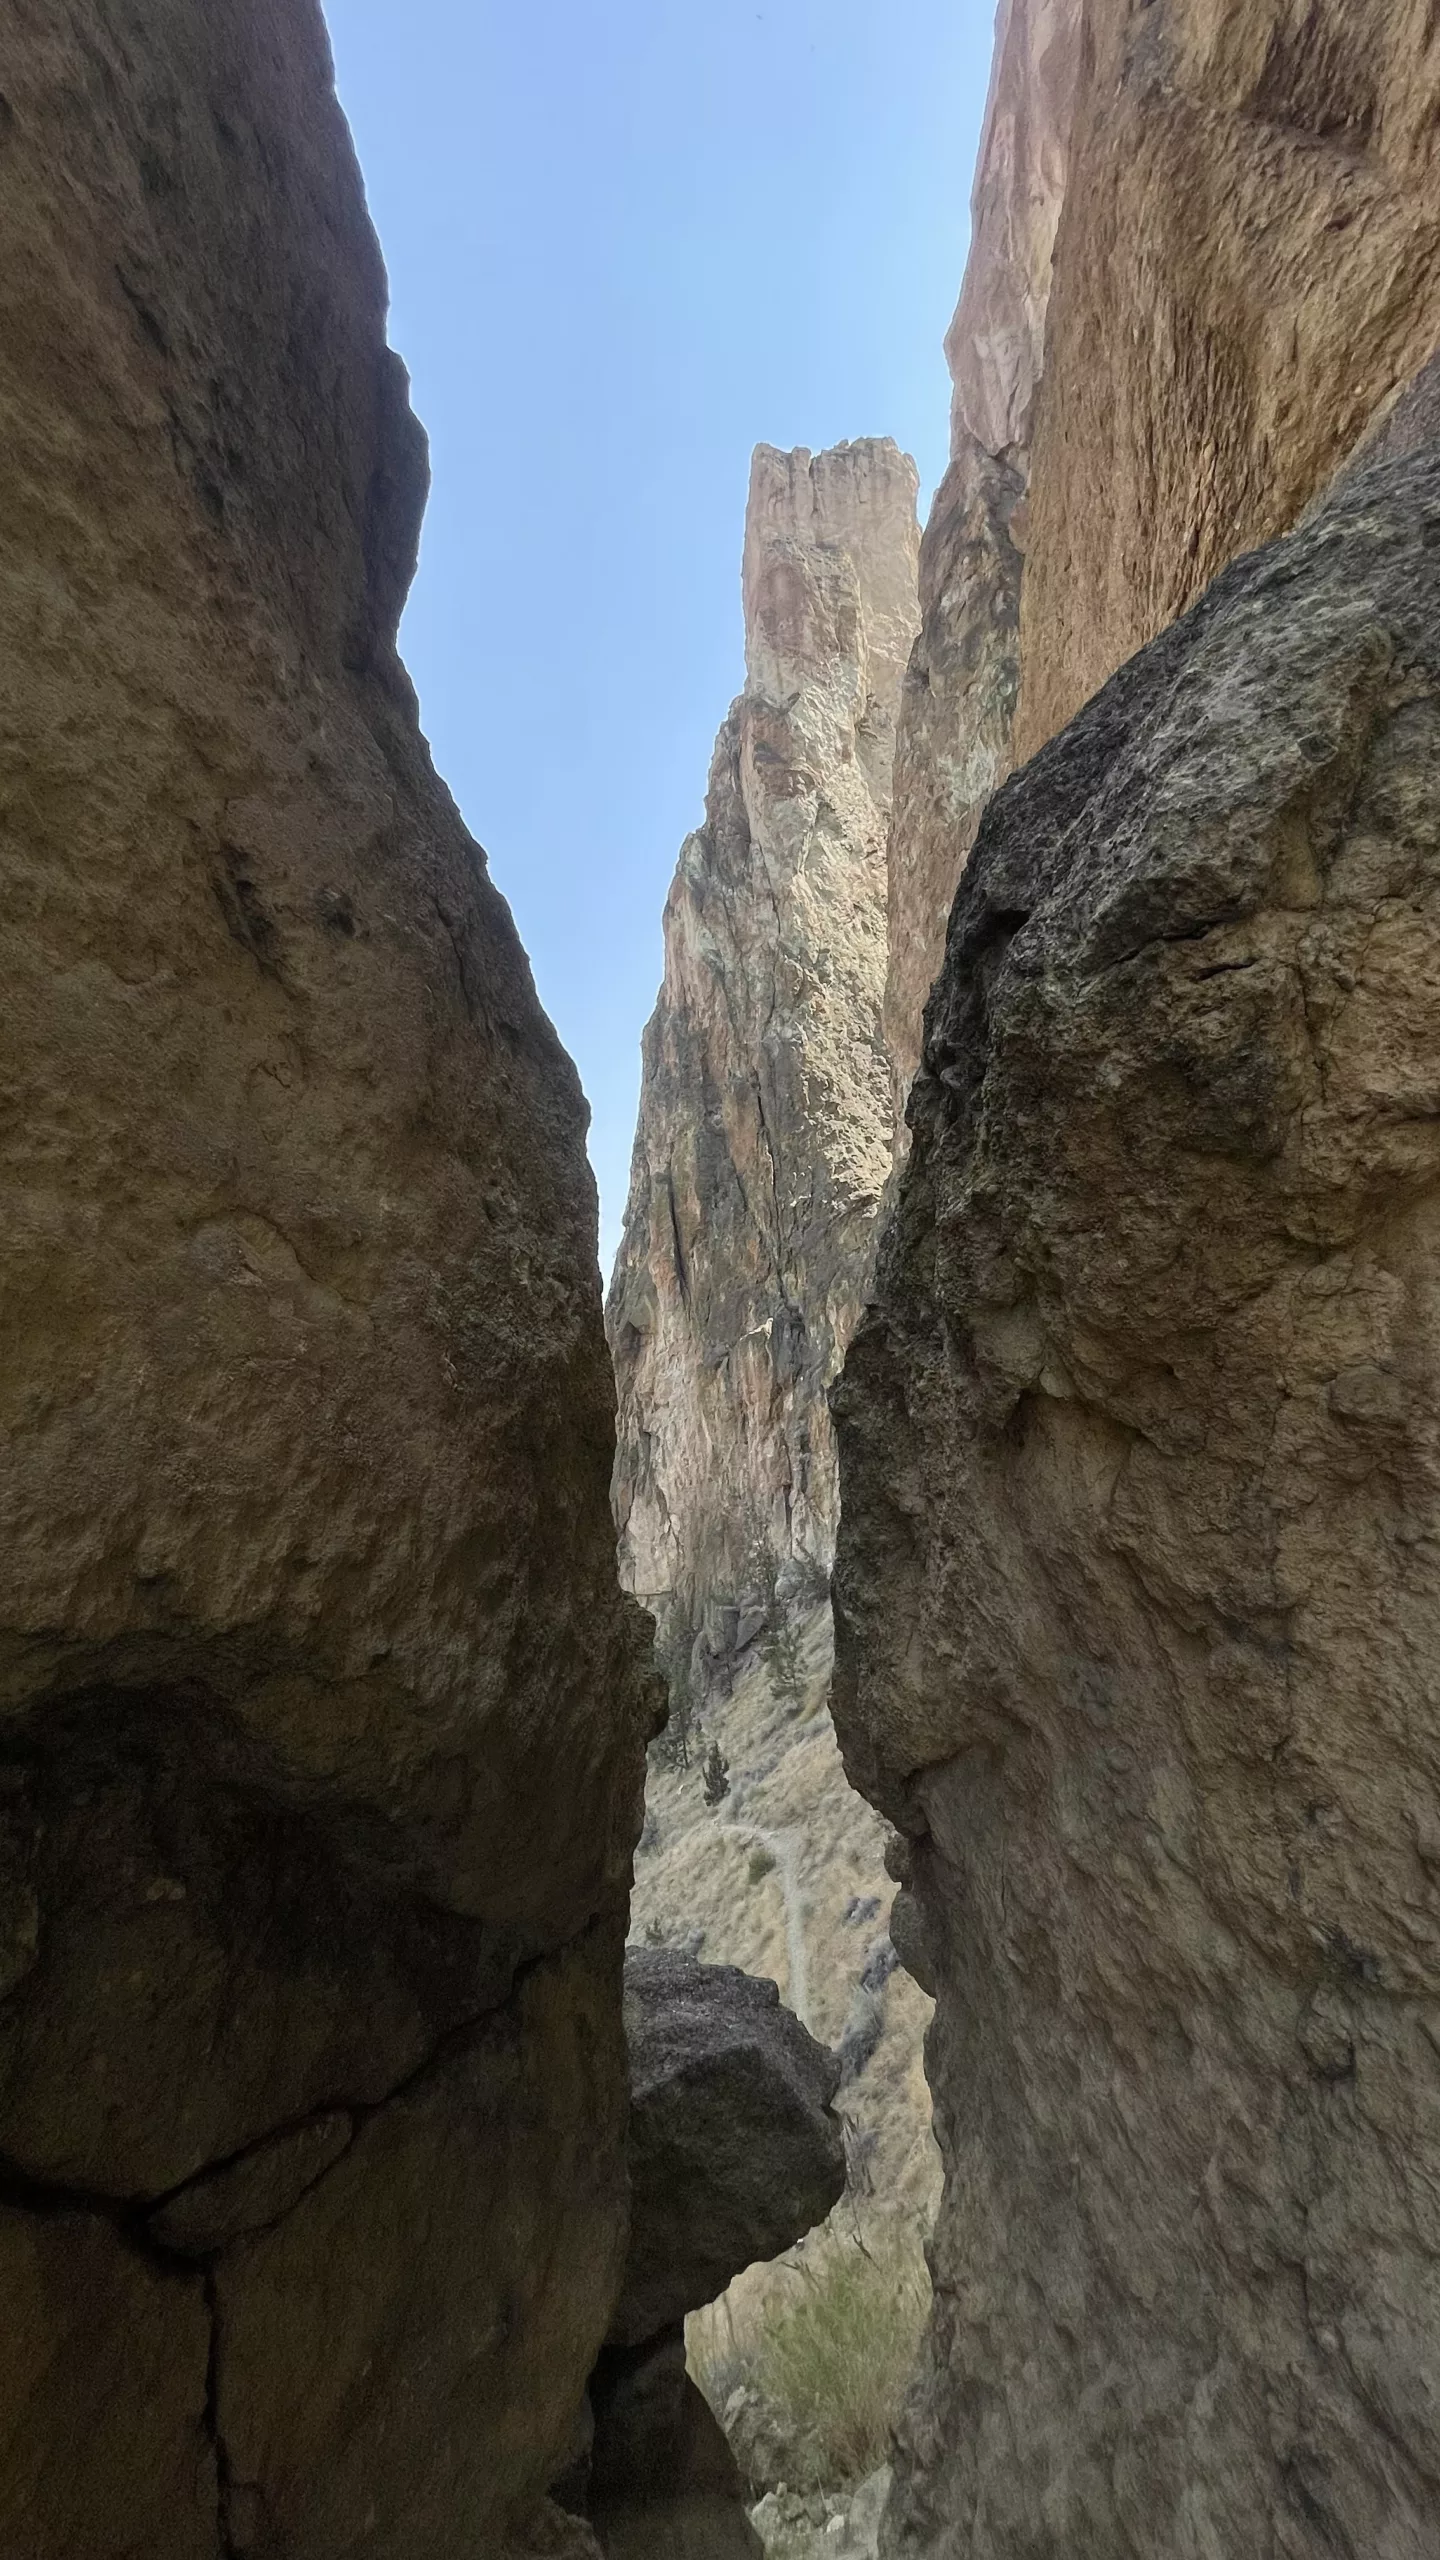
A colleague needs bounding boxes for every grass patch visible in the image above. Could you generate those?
[692,2220,928,2492]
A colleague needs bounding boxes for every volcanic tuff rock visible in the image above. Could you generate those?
[587,2327,764,2559]
[0,3,649,2553]
[882,0,1078,1110]
[885,0,1440,1115]
[612,1948,845,2349]
[609,440,920,1655]
[565,1953,840,2557]
[833,445,1440,2553]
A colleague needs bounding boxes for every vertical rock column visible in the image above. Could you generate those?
[0,4,650,2554]
[609,440,919,1664]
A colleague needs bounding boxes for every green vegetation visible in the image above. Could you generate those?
[651,1611,699,1771]
[692,2222,929,2493]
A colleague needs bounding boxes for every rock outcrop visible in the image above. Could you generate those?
[834,444,1440,2552]
[613,1949,846,2348]
[882,0,1079,1111]
[885,0,1440,1116]
[572,1952,843,2557]
[0,6,649,2553]
[609,441,920,1665]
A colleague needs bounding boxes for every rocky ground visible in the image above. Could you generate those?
[629,1605,938,2505]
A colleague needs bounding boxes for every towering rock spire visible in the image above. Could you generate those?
[609,439,920,1668]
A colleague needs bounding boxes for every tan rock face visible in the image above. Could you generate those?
[885,0,1440,1115]
[882,0,1080,1113]
[0,2,648,2550]
[834,448,1440,2554]
[1016,0,1440,762]
[609,442,919,1648]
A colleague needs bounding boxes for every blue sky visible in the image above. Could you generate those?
[322,0,994,1267]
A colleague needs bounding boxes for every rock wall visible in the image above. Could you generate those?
[885,0,1440,1115]
[0,5,649,2553]
[835,441,1440,2554]
[609,441,919,1656]
[882,0,1080,1111]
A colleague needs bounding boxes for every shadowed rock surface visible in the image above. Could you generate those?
[0,3,650,2551]
[834,444,1440,2553]
[612,1949,846,2349]
[588,2328,763,2559]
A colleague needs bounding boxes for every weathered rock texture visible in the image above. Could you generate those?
[588,2327,763,2559]
[609,442,920,1655]
[883,0,1079,1109]
[612,1949,845,2349]
[885,0,1440,1113]
[0,4,648,2552]
[569,1952,840,2557]
[834,445,1440,2553]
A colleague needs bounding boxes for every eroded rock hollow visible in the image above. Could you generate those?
[0,5,650,2552]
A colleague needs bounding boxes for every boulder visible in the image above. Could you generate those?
[612,1950,846,2346]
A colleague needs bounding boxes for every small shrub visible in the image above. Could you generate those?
[650,1609,700,1772]
[696,2228,928,2492]
[702,1742,730,1808]
[747,1846,776,1886]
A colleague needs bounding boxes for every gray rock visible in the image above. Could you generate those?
[833,441,1440,2554]
[588,2326,761,2557]
[612,1951,845,2346]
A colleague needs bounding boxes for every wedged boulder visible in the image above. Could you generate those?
[611,1950,846,2347]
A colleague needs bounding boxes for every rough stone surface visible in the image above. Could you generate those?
[833,446,1440,2554]
[0,2205,215,2559]
[882,0,1079,1114]
[0,1,649,2548]
[612,1949,845,2347]
[609,441,919,1657]
[588,2326,763,2560]
[885,0,1440,1122]
[1015,0,1440,763]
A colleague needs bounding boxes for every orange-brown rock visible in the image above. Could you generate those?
[0,3,649,2552]
[1015,0,1440,761]
[885,0,1440,1115]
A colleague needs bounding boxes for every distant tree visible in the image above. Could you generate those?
[702,1742,731,1808]
[739,1500,808,1714]
[652,1613,698,1772]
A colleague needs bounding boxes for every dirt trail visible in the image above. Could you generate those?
[721,1815,810,2030]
